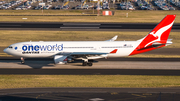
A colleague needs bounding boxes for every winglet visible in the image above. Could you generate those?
[106,35,118,41]
[110,49,118,53]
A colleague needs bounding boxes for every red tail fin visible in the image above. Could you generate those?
[130,15,176,56]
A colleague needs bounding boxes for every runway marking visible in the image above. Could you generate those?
[113,96,146,101]
[132,93,146,97]
[36,93,51,99]
[143,93,152,95]
[89,98,104,101]
[112,93,150,101]
[111,92,118,95]
[63,23,100,25]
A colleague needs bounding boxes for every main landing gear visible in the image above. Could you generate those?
[82,60,93,66]
[82,62,93,66]
[21,57,25,64]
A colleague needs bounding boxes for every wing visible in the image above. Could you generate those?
[105,35,118,41]
[56,49,118,60]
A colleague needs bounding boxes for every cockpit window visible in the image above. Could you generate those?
[8,46,13,49]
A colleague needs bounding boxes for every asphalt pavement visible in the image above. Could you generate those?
[0,60,180,75]
[0,87,180,101]
[0,22,180,31]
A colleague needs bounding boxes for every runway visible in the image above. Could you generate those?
[0,60,180,75]
[0,22,180,31]
[0,87,180,101]
[0,47,180,74]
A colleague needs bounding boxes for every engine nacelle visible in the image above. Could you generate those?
[54,55,68,64]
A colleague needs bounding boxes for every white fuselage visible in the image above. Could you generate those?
[4,41,141,58]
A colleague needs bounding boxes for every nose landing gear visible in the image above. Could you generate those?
[21,57,25,64]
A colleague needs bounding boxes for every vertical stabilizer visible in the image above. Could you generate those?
[130,15,176,56]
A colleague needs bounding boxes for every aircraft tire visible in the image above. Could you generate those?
[82,62,87,66]
[21,61,25,64]
[87,62,93,66]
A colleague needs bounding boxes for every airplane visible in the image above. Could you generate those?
[4,15,176,66]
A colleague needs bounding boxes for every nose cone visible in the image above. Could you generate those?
[3,48,11,55]
[3,48,7,53]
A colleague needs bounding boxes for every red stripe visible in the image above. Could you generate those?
[110,49,118,53]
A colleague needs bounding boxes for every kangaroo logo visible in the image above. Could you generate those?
[149,31,158,38]
[144,21,174,47]
[129,15,176,56]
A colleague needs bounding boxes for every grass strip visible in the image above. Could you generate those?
[0,75,180,89]
[0,10,180,23]
[0,53,13,57]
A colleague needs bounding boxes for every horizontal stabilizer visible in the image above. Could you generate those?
[137,40,172,51]
[152,42,166,48]
[166,39,173,46]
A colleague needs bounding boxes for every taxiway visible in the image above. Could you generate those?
[0,87,180,101]
[0,22,180,31]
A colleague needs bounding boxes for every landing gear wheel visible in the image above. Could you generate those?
[21,57,25,64]
[82,62,87,66]
[82,62,93,66]
[21,60,25,64]
[87,62,93,66]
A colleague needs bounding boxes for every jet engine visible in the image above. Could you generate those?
[54,55,68,64]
